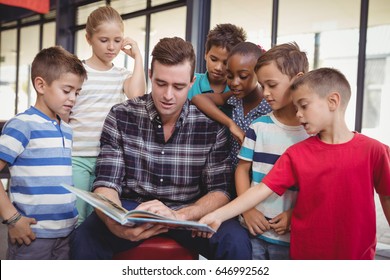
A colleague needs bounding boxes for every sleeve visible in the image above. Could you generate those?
[374,143,390,196]
[0,118,29,164]
[201,124,232,198]
[93,106,126,194]
[262,150,297,196]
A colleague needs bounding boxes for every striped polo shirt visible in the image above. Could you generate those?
[0,107,78,238]
[69,63,131,157]
[238,112,308,246]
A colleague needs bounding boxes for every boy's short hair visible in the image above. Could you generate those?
[31,46,87,89]
[205,23,247,54]
[150,37,196,80]
[255,42,308,78]
[290,67,351,108]
[228,41,265,62]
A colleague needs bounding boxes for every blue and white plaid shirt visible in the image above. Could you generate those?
[93,94,233,209]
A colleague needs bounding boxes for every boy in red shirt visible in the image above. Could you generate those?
[197,67,390,259]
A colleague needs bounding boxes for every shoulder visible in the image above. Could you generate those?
[112,65,131,76]
[188,73,210,99]
[354,132,389,154]
[251,114,273,125]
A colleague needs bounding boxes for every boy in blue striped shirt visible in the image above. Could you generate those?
[0,46,87,259]
[235,42,309,259]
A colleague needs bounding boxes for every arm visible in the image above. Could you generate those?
[121,37,146,99]
[176,191,229,221]
[235,160,270,235]
[192,92,245,144]
[235,160,252,196]
[379,194,390,226]
[0,160,36,245]
[199,182,274,235]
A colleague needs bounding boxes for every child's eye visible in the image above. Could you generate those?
[239,75,248,80]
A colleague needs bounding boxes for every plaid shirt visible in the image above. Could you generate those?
[93,94,232,209]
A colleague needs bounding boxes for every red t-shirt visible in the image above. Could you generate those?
[263,133,390,259]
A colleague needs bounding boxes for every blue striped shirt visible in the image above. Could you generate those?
[238,112,308,245]
[93,94,233,209]
[0,107,78,238]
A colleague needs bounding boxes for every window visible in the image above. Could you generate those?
[0,29,17,120]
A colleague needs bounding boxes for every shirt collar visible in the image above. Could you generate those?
[145,93,190,127]
[198,72,230,93]
[227,96,271,115]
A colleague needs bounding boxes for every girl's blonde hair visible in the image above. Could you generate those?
[86,6,123,37]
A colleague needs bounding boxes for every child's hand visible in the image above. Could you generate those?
[229,123,245,145]
[192,212,221,239]
[242,208,270,236]
[121,37,141,59]
[8,216,37,245]
[269,209,293,235]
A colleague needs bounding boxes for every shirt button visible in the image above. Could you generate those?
[160,178,163,182]
[161,151,164,154]
[53,121,57,125]
[158,125,161,128]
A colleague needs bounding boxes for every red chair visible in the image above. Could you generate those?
[112,236,198,260]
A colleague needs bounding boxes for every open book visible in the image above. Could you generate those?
[62,184,215,234]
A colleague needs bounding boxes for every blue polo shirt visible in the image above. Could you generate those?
[188,72,232,117]
[0,106,78,238]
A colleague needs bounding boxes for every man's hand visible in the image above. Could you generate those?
[137,200,184,220]
[8,216,37,245]
[97,209,168,242]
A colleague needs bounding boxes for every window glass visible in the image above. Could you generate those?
[18,25,40,113]
[278,0,360,131]
[363,0,390,146]
[120,16,146,71]
[76,1,106,25]
[0,29,17,120]
[152,0,177,6]
[111,0,146,13]
[210,0,273,50]
[42,22,56,49]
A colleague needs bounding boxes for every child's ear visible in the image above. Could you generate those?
[34,77,45,95]
[85,33,91,45]
[291,72,304,82]
[289,72,304,84]
[327,92,341,111]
